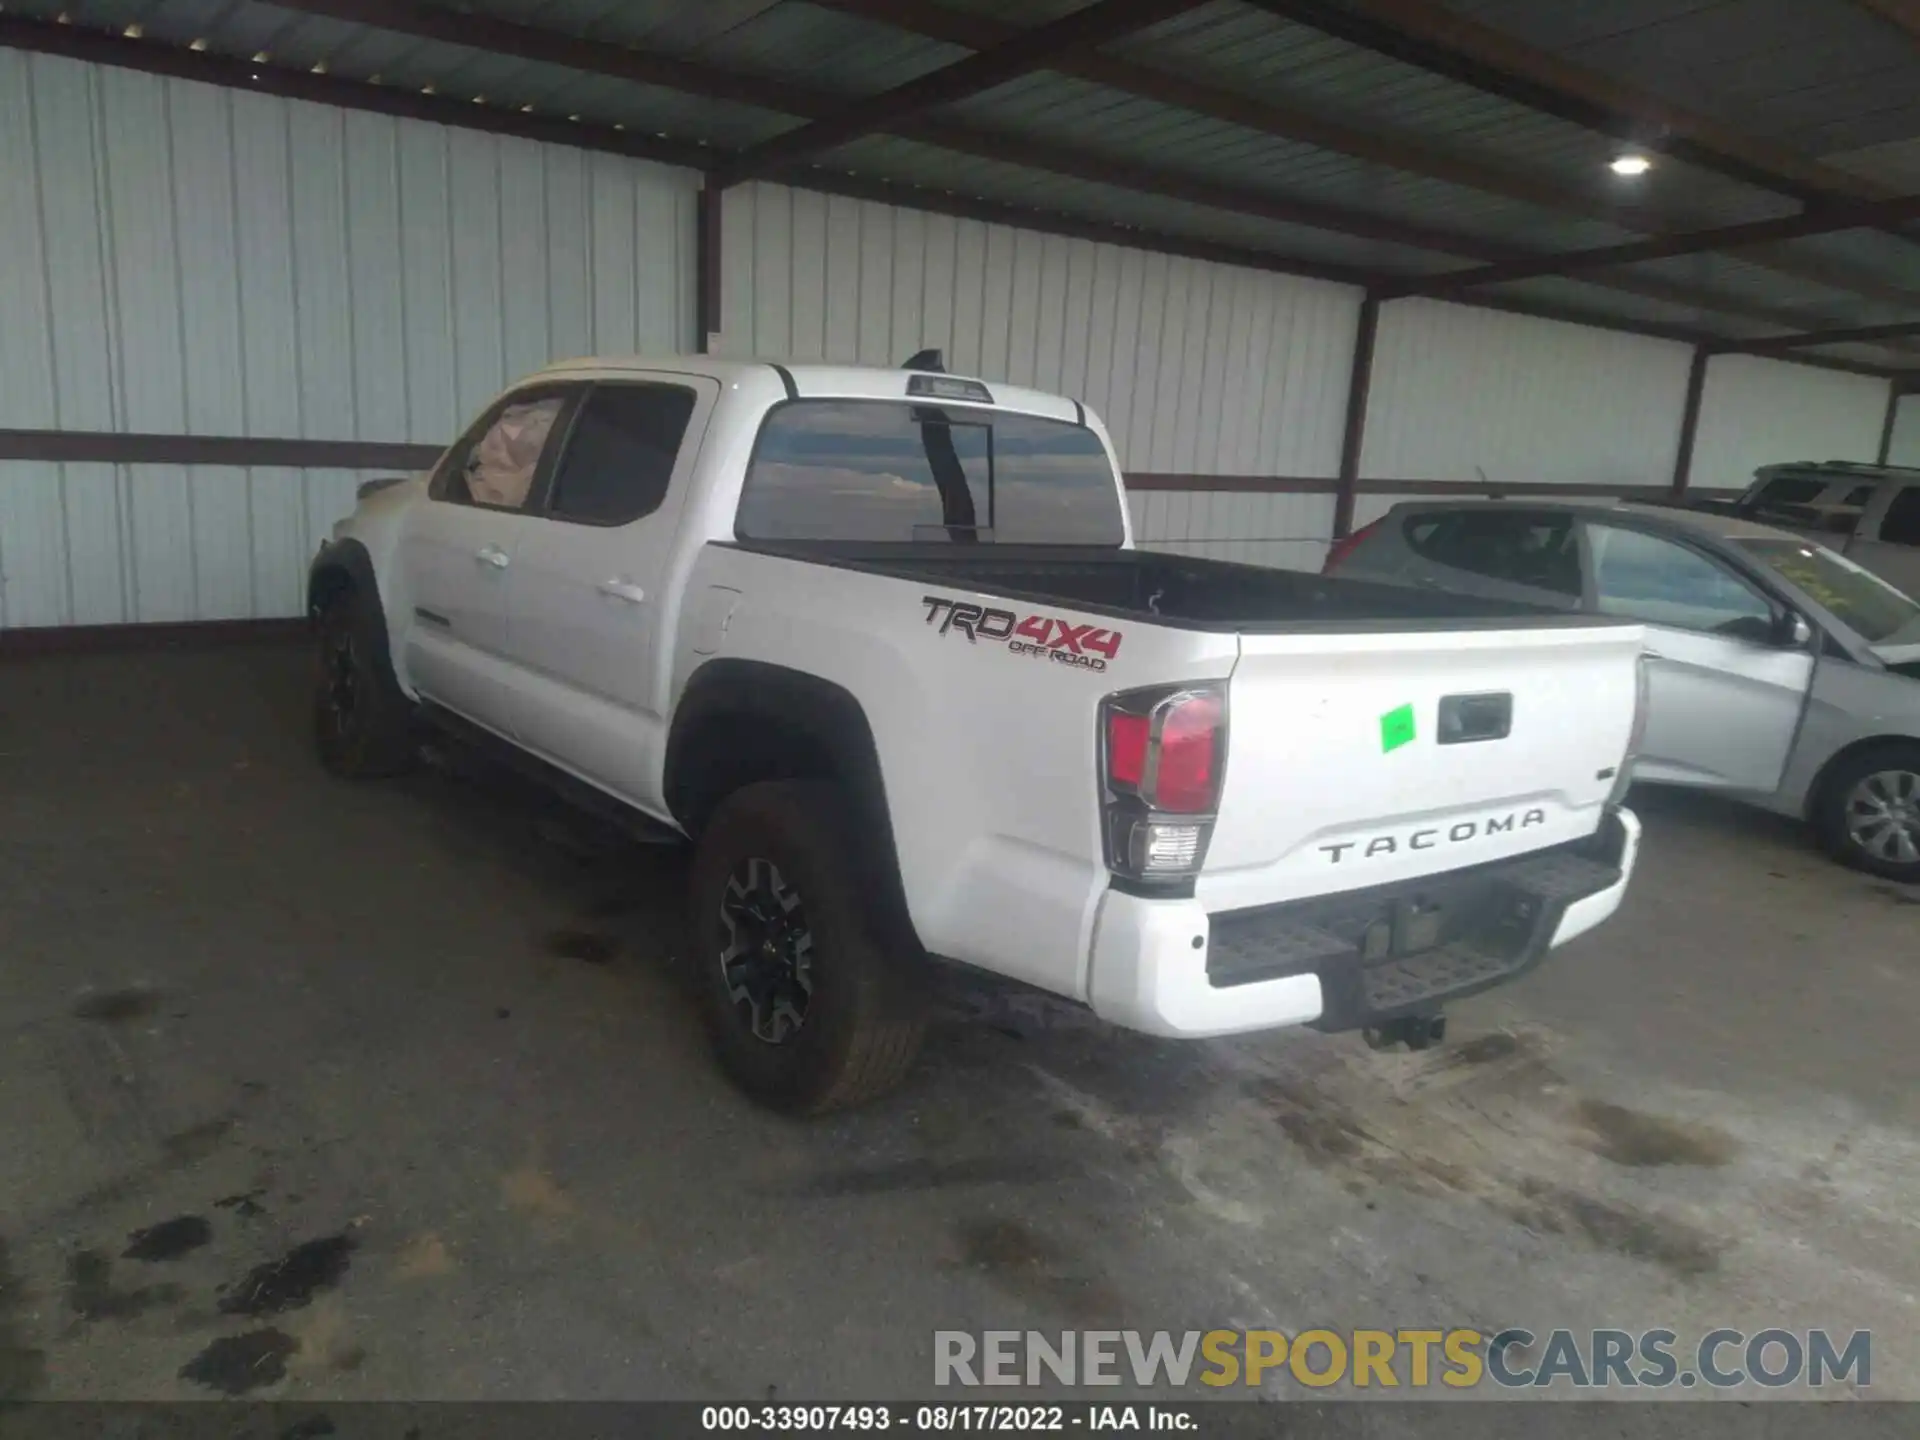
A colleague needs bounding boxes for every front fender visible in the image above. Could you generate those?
[308,476,425,694]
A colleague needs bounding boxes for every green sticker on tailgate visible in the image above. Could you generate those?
[1380,703,1416,753]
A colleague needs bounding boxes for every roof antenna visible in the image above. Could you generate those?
[903,348,946,373]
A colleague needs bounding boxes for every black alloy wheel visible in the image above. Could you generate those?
[717,856,815,1044]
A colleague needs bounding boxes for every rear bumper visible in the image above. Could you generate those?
[1086,807,1640,1039]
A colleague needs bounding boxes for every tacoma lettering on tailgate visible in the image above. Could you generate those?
[922,595,1122,673]
[1320,809,1548,863]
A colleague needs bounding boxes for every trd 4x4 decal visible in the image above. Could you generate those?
[922,595,1122,673]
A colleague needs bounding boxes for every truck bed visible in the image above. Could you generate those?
[736,541,1616,634]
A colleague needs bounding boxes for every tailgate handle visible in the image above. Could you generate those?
[1438,692,1512,745]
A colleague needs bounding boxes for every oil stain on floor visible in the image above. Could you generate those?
[123,1215,213,1263]
[66,1249,184,1322]
[179,1328,300,1395]
[70,987,162,1024]
[948,1217,1125,1325]
[1573,1099,1738,1168]
[218,1236,355,1317]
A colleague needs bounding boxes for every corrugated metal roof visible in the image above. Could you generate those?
[949,72,1639,256]
[1113,4,1799,228]
[1446,0,1920,155]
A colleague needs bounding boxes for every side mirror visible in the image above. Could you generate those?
[1779,612,1813,649]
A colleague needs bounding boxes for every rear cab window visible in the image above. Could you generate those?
[735,400,1125,545]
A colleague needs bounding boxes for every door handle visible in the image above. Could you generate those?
[596,579,648,605]
[475,545,510,570]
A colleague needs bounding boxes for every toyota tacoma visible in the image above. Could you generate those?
[309,353,1648,1112]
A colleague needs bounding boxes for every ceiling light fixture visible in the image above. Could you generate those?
[1609,153,1653,177]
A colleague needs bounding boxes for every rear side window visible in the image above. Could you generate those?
[1882,487,1920,547]
[546,383,697,526]
[1752,475,1827,507]
[1401,511,1581,596]
[736,400,1124,545]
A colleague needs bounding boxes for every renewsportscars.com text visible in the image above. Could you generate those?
[934,1328,1871,1391]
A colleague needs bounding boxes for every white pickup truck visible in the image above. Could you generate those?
[310,354,1647,1112]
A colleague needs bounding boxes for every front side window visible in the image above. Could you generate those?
[1588,524,1774,640]
[546,383,698,526]
[1402,510,1581,597]
[432,394,570,511]
[736,401,1124,545]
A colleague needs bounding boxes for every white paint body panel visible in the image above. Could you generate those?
[1202,624,1644,913]
[330,358,1651,1038]
[1089,809,1641,1037]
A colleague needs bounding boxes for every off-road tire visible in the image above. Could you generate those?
[313,587,416,779]
[690,780,925,1113]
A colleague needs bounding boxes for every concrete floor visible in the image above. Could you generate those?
[2,640,1916,1403]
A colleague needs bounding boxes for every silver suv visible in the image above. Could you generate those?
[1733,461,1920,597]
[1328,500,1920,881]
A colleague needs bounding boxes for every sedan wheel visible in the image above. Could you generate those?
[1844,767,1920,868]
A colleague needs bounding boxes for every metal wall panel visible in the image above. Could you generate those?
[1689,356,1893,493]
[0,51,698,628]
[1362,299,1695,488]
[716,183,1361,477]
[0,463,393,629]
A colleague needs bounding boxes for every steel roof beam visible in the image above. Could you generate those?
[708,0,1207,187]
[1385,194,1920,297]
[1715,320,1920,355]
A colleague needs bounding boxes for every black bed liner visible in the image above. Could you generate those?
[727,540,1627,635]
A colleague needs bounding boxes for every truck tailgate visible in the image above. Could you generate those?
[1199,622,1644,913]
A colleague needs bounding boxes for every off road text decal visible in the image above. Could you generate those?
[922,595,1123,673]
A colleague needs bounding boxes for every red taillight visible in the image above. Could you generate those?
[1100,685,1228,886]
[1322,517,1384,573]
[1107,711,1150,789]
[1152,692,1223,813]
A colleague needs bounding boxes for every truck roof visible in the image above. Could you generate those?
[526,355,1081,424]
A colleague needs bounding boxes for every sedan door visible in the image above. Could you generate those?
[1583,520,1814,794]
[501,375,718,812]
[397,388,576,739]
